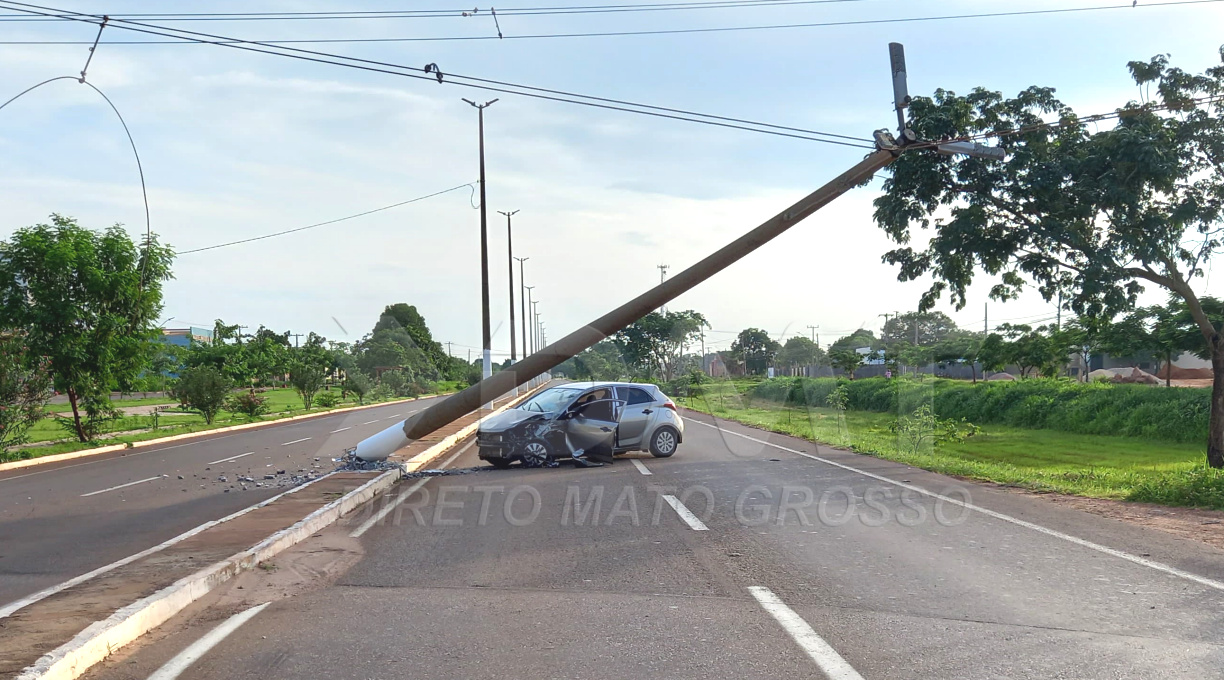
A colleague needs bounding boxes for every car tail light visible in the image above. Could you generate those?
[661,401,677,411]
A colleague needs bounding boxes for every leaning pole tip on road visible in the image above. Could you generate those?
[354,42,1006,462]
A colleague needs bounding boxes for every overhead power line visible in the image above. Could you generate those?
[0,0,879,21]
[2,0,1220,41]
[0,0,874,148]
[177,182,477,254]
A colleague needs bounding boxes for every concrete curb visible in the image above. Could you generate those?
[15,389,536,680]
[0,394,451,474]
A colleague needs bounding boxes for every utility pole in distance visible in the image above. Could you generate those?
[463,97,499,403]
[807,325,819,346]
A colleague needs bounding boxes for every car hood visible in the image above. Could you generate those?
[480,408,552,433]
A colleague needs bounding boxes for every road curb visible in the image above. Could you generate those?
[15,389,536,680]
[0,394,452,474]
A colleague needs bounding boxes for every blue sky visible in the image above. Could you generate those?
[2,0,1224,356]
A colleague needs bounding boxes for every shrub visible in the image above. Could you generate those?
[344,373,372,405]
[750,376,1211,445]
[290,362,327,410]
[314,391,341,408]
[368,383,394,402]
[380,370,406,395]
[176,366,233,425]
[226,391,269,419]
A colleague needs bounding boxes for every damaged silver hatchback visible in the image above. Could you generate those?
[477,382,685,468]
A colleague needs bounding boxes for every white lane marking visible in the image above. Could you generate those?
[80,476,165,498]
[362,420,380,425]
[350,440,474,538]
[1,474,329,619]
[690,419,1224,593]
[384,416,401,420]
[280,437,312,446]
[748,586,865,680]
[330,427,351,434]
[630,459,652,476]
[207,451,254,465]
[147,602,271,680]
[662,494,708,531]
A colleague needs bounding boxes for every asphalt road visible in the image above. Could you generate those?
[0,397,443,607]
[80,409,1224,679]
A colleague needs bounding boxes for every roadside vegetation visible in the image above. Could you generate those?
[0,216,476,463]
[676,377,1224,511]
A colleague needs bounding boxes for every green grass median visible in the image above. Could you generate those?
[677,378,1224,511]
[4,385,462,463]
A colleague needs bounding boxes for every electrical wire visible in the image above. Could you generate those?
[907,93,1224,152]
[0,0,881,21]
[2,0,1219,41]
[0,1,875,147]
[177,182,478,254]
[0,74,152,282]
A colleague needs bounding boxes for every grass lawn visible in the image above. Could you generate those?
[677,378,1224,510]
[5,384,463,463]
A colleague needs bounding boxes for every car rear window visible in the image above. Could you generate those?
[619,387,653,405]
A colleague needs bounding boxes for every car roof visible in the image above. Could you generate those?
[557,381,659,392]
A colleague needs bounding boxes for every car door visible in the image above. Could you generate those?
[563,398,624,458]
[614,386,655,449]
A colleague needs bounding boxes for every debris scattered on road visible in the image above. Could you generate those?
[402,466,487,479]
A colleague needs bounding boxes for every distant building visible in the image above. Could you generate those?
[161,327,214,347]
[703,353,728,377]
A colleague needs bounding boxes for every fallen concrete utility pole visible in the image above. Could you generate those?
[355,140,899,460]
[355,42,1005,461]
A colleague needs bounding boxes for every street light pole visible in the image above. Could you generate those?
[516,258,530,358]
[524,286,535,355]
[501,209,521,396]
[463,97,499,394]
[499,210,520,367]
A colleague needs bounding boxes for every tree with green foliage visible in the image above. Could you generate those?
[881,311,959,348]
[776,336,826,373]
[874,50,1224,465]
[0,334,52,454]
[992,324,1068,378]
[183,337,254,386]
[556,341,629,381]
[730,328,781,375]
[148,342,181,393]
[829,329,877,355]
[1061,316,1114,382]
[379,368,407,396]
[932,331,982,382]
[176,366,232,424]
[344,371,372,405]
[828,348,866,380]
[612,310,708,380]
[289,360,327,410]
[0,215,174,441]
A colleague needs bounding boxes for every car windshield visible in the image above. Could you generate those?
[518,387,582,412]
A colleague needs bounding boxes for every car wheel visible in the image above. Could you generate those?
[520,439,556,468]
[487,458,513,469]
[649,426,679,458]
